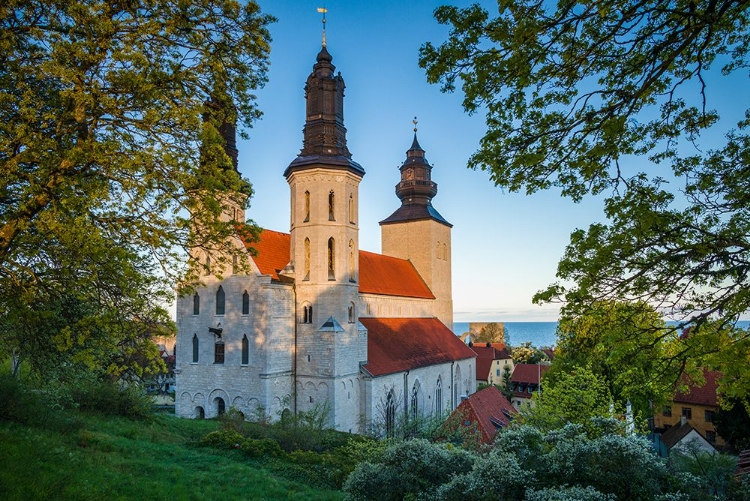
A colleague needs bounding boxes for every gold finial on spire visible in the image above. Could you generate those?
[317,7,328,47]
[413,116,418,133]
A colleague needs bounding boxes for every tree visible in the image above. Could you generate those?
[476,322,505,344]
[714,398,750,452]
[501,364,513,400]
[512,341,548,364]
[520,365,614,435]
[420,1,750,403]
[549,300,681,418]
[0,1,272,377]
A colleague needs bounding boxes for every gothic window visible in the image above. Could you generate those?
[328,237,335,280]
[241,334,249,365]
[301,303,313,324]
[349,193,354,223]
[232,254,238,271]
[304,191,310,222]
[435,377,443,415]
[192,334,199,363]
[304,238,311,281]
[443,243,448,260]
[216,286,225,315]
[205,255,211,275]
[193,293,200,315]
[436,242,441,259]
[348,302,355,323]
[328,191,335,221]
[216,397,226,415]
[385,389,396,438]
[411,381,420,420]
[454,365,462,406]
[242,290,250,315]
[348,239,355,282]
[214,339,225,364]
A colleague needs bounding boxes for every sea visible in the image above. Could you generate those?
[452,322,557,348]
[453,320,750,348]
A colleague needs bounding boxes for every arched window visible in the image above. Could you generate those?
[301,303,313,324]
[192,334,199,363]
[214,338,224,364]
[215,286,225,315]
[327,237,335,280]
[304,238,311,281]
[385,389,396,438]
[241,334,249,365]
[195,406,205,419]
[348,239,355,282]
[232,254,238,271]
[454,365,462,407]
[328,191,335,220]
[304,190,310,222]
[411,381,420,420]
[193,293,200,315]
[349,193,354,223]
[242,290,250,315]
[443,243,448,260]
[348,302,355,323]
[435,377,443,415]
[436,242,441,259]
[216,397,225,416]
[205,255,211,275]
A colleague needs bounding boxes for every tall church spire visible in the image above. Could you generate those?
[284,29,364,177]
[380,120,451,226]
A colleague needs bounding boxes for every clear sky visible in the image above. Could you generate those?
[241,0,746,322]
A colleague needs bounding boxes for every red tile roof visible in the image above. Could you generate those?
[511,363,550,385]
[248,230,434,299]
[675,370,721,407]
[470,344,512,382]
[361,318,476,376]
[454,386,517,443]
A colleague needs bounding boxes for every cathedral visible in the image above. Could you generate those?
[174,38,476,434]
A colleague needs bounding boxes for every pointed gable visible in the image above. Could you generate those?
[361,317,475,376]
[453,386,517,443]
[247,229,434,298]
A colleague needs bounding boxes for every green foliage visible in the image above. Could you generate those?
[0,0,272,382]
[435,449,528,500]
[475,322,505,344]
[714,398,750,452]
[525,486,615,501]
[420,0,750,402]
[343,439,475,501]
[550,301,678,417]
[520,366,614,435]
[512,341,548,364]
[69,379,154,420]
[669,445,739,499]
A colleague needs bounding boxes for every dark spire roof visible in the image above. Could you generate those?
[284,45,364,178]
[380,131,451,227]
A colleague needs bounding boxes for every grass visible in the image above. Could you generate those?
[0,410,344,500]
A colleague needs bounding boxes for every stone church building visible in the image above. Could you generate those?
[174,40,476,434]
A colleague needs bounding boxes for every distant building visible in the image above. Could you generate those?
[654,421,716,457]
[652,370,724,448]
[470,342,513,387]
[445,386,517,444]
[510,363,551,409]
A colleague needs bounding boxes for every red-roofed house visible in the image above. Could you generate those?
[652,370,725,448]
[174,41,475,434]
[470,342,514,387]
[446,386,518,444]
[510,363,551,409]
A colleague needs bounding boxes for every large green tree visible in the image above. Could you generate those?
[0,1,272,378]
[420,1,750,401]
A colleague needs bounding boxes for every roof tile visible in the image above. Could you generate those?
[454,386,517,443]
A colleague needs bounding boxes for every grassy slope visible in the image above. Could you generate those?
[0,412,344,501]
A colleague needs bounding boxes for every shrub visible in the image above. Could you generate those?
[69,380,153,419]
[241,437,284,459]
[199,429,244,449]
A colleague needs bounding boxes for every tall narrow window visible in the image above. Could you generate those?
[216,286,225,315]
[328,191,335,220]
[328,237,335,280]
[385,390,396,438]
[205,255,211,275]
[241,334,249,365]
[304,190,310,222]
[348,302,355,323]
[214,339,225,364]
[349,194,354,223]
[443,243,448,260]
[304,238,311,281]
[411,381,420,420]
[193,293,200,315]
[435,377,443,415]
[301,303,313,324]
[192,334,199,363]
[216,398,225,415]
[436,242,441,259]
[242,290,250,315]
[349,239,355,282]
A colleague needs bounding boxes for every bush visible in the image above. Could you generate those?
[241,437,284,459]
[199,429,245,449]
[69,380,153,419]
[0,375,82,432]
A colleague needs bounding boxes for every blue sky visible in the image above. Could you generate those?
[241,0,746,322]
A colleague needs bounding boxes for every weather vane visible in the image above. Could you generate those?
[413,116,418,133]
[317,7,328,47]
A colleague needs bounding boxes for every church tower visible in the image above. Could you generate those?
[283,38,366,432]
[380,126,453,329]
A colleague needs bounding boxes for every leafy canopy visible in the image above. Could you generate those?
[0,0,273,378]
[420,0,750,398]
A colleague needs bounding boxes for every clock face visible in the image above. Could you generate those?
[405,168,414,180]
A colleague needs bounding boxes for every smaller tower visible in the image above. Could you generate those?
[380,120,453,329]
